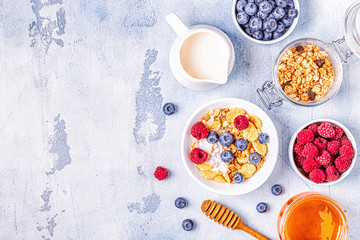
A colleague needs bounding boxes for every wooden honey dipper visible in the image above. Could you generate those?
[201,200,271,240]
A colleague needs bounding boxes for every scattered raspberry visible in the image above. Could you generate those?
[333,126,344,140]
[309,169,326,184]
[307,124,318,136]
[315,150,332,166]
[154,166,169,180]
[296,130,315,145]
[294,155,306,168]
[302,158,320,173]
[293,143,304,157]
[190,148,208,164]
[334,156,352,173]
[191,122,208,140]
[317,122,335,138]
[302,143,319,158]
[234,115,249,130]
[341,138,353,148]
[325,166,340,182]
[313,137,328,151]
[327,141,341,155]
[339,145,355,160]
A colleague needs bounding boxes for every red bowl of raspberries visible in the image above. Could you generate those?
[289,119,357,185]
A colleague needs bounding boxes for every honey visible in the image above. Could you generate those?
[278,192,348,240]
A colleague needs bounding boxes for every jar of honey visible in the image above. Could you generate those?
[277,192,348,240]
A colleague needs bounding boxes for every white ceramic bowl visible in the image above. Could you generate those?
[288,119,357,186]
[232,0,300,44]
[181,98,279,195]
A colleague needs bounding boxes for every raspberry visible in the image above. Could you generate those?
[154,166,169,180]
[323,158,334,169]
[339,145,355,160]
[191,122,208,140]
[327,141,341,155]
[317,122,335,138]
[234,115,249,130]
[309,169,326,184]
[296,130,315,145]
[302,143,319,158]
[333,126,344,140]
[307,124,318,136]
[325,166,340,182]
[315,150,331,166]
[294,155,306,168]
[302,158,320,173]
[334,156,352,173]
[341,139,353,148]
[190,148,208,164]
[313,137,328,151]
[293,143,304,157]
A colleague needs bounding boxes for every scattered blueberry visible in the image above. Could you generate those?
[273,31,283,39]
[163,103,177,115]
[252,30,264,40]
[257,10,269,20]
[175,197,188,209]
[264,18,277,32]
[233,172,244,183]
[237,11,250,25]
[272,7,286,19]
[275,0,287,8]
[235,138,248,151]
[276,22,285,32]
[236,0,248,11]
[259,1,273,14]
[221,150,234,163]
[258,133,269,144]
[287,0,295,8]
[263,31,272,40]
[219,132,233,147]
[249,16,263,31]
[271,184,283,196]
[249,152,261,164]
[244,2,258,16]
[255,0,264,5]
[182,219,194,231]
[282,16,294,27]
[207,131,219,144]
[288,8,298,18]
[256,202,268,213]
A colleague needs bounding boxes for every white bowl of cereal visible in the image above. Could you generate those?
[181,98,279,195]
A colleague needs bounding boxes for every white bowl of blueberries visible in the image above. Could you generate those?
[232,0,300,43]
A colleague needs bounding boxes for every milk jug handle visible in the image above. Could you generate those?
[166,13,189,36]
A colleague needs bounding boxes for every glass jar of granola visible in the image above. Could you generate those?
[257,1,360,109]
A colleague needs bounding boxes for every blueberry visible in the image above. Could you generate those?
[268,13,275,18]
[249,17,262,31]
[219,132,233,147]
[182,219,194,231]
[244,2,258,16]
[288,8,298,18]
[254,0,264,5]
[252,30,264,40]
[263,31,272,40]
[256,202,268,213]
[236,0,248,11]
[249,152,261,164]
[233,172,244,183]
[258,133,269,144]
[268,0,275,8]
[273,31,283,39]
[175,197,187,209]
[259,1,273,14]
[237,11,250,25]
[207,131,219,144]
[275,0,288,8]
[276,22,285,32]
[248,0,255,2]
[235,138,248,151]
[244,27,254,36]
[257,10,269,20]
[220,150,234,163]
[264,18,277,32]
[271,184,283,196]
[163,103,177,115]
[272,7,286,19]
[287,0,294,8]
[282,16,293,27]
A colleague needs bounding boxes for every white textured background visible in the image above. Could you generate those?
[0,0,359,239]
